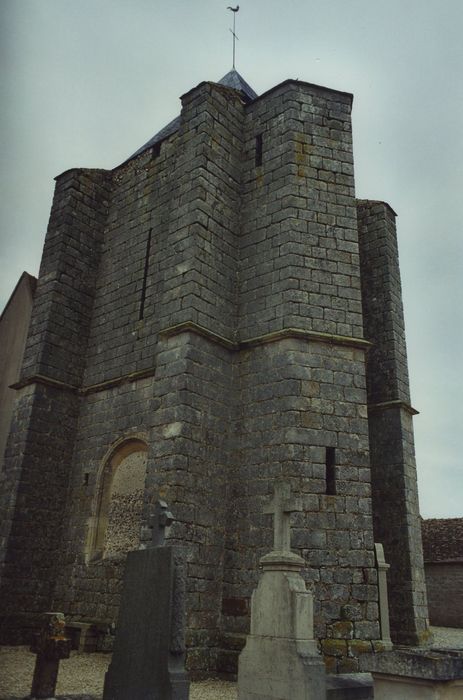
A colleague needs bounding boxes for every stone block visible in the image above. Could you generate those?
[327,621,354,639]
[348,640,373,656]
[322,639,348,658]
[360,649,463,700]
[341,604,363,621]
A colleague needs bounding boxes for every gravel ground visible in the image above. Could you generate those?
[1,627,461,699]
[0,646,237,700]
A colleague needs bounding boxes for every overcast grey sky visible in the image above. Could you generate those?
[1,0,462,518]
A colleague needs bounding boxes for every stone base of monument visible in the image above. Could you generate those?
[239,634,326,700]
[360,647,463,699]
[326,672,374,699]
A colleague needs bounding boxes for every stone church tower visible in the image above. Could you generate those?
[0,70,430,674]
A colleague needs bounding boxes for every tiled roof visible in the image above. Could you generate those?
[123,70,257,164]
[421,518,463,562]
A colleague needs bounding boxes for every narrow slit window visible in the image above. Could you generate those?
[139,228,152,320]
[255,133,263,167]
[326,447,336,495]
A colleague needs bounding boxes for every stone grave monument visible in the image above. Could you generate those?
[29,612,71,699]
[103,500,190,700]
[374,543,392,651]
[238,482,327,700]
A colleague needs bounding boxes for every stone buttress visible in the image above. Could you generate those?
[0,169,110,640]
[357,201,430,645]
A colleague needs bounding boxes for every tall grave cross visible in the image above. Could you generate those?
[263,482,302,553]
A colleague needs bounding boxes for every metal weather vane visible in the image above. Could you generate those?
[227,5,239,69]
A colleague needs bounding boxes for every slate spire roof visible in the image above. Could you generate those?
[218,69,258,102]
[126,70,257,163]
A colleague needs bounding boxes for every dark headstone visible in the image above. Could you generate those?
[103,502,189,700]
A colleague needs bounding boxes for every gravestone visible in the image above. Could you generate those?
[238,482,326,700]
[30,612,71,699]
[374,543,392,650]
[103,500,189,700]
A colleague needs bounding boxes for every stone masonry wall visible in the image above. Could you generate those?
[52,81,245,675]
[357,201,430,645]
[222,338,379,674]
[239,81,361,341]
[151,332,234,675]
[219,81,380,674]
[0,169,110,639]
[51,142,170,625]
[160,82,243,339]
[357,201,410,405]
[53,122,189,624]
[0,384,79,642]
[21,169,111,386]
[82,149,163,387]
[52,380,154,625]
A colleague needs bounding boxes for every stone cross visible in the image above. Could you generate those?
[148,499,174,547]
[263,482,302,553]
[30,612,71,699]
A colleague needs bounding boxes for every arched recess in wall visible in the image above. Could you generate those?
[87,437,148,561]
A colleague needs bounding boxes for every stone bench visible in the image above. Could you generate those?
[65,621,112,652]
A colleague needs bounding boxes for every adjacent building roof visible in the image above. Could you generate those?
[421,518,463,562]
[0,271,37,324]
[125,69,257,163]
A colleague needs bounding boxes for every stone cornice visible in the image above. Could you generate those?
[159,321,236,350]
[11,366,157,397]
[160,321,371,352]
[11,324,371,398]
[368,400,419,416]
[240,327,371,351]
[11,374,78,393]
[81,367,157,395]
